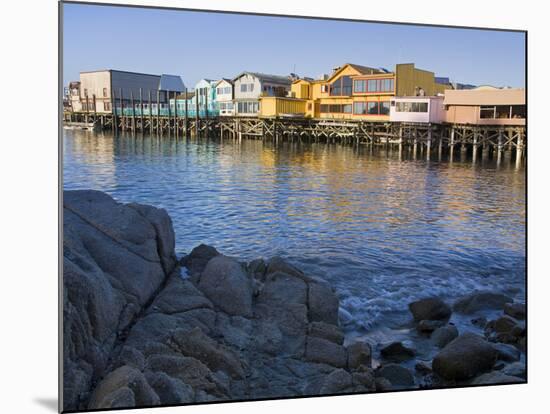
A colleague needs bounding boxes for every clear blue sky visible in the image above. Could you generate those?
[63,2,526,88]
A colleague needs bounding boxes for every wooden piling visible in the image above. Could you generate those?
[148,89,152,132]
[195,92,199,138]
[184,87,188,137]
[119,88,124,131]
[156,90,160,135]
[139,88,144,131]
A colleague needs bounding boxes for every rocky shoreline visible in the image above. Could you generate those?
[63,190,526,411]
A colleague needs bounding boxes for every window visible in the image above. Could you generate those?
[354,102,367,115]
[367,102,379,114]
[380,101,391,115]
[103,88,108,97]
[330,76,352,96]
[240,84,247,92]
[354,80,367,93]
[495,105,511,119]
[320,104,329,113]
[396,101,428,112]
[480,106,496,119]
[511,105,525,119]
[367,80,377,92]
[104,102,111,111]
[83,88,88,97]
[321,85,329,93]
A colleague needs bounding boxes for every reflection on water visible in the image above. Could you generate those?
[63,129,525,334]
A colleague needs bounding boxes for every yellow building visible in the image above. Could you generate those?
[259,62,452,120]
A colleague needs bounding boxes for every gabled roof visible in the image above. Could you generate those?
[159,74,185,92]
[215,78,234,87]
[326,63,384,82]
[233,71,292,85]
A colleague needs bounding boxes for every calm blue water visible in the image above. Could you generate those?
[63,129,526,335]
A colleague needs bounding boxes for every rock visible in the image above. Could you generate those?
[490,316,518,334]
[352,370,376,390]
[493,343,521,362]
[257,271,308,306]
[470,371,524,385]
[501,362,526,379]
[168,328,246,379]
[409,297,452,322]
[197,255,253,317]
[346,341,372,369]
[504,302,526,320]
[145,371,194,404]
[305,336,347,368]
[485,316,525,344]
[432,333,497,380]
[417,319,445,333]
[376,364,415,387]
[471,317,488,329]
[375,377,393,391]
[380,342,415,362]
[180,244,219,276]
[88,366,160,409]
[247,258,266,280]
[431,325,459,348]
[114,346,146,371]
[251,321,283,355]
[63,191,174,412]
[453,291,512,314]
[415,361,432,375]
[265,256,305,281]
[319,369,353,394]
[308,321,344,345]
[308,282,340,325]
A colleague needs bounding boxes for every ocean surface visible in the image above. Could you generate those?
[63,129,526,343]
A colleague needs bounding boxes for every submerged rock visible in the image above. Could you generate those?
[431,325,459,348]
[453,291,512,314]
[504,302,526,320]
[380,342,415,362]
[432,333,497,381]
[376,364,415,387]
[409,297,452,322]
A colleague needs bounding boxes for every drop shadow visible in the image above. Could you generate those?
[34,397,58,412]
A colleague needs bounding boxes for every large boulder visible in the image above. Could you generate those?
[197,255,253,317]
[308,281,339,325]
[180,244,219,277]
[305,336,347,368]
[346,341,372,369]
[319,369,353,394]
[409,297,452,322]
[308,321,344,345]
[376,364,414,387]
[431,325,459,349]
[432,333,497,380]
[453,291,512,314]
[63,191,174,411]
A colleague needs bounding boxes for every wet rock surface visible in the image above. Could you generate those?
[63,191,526,411]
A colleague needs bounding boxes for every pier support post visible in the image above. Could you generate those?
[184,87,188,138]
[449,127,455,161]
[426,126,432,161]
[472,128,478,164]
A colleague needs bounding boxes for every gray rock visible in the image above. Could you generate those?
[409,297,452,322]
[88,366,160,409]
[265,256,306,281]
[197,255,253,317]
[432,333,497,380]
[380,342,415,362]
[346,341,372,369]
[168,328,246,379]
[375,377,393,391]
[504,302,526,320]
[376,364,415,387]
[308,321,344,345]
[257,271,308,306]
[470,371,524,385]
[251,321,284,355]
[352,369,376,390]
[453,291,512,314]
[145,371,195,404]
[417,319,445,333]
[415,361,432,375]
[308,282,339,325]
[431,325,459,348]
[501,362,526,379]
[305,336,347,368]
[180,244,219,276]
[319,369,353,394]
[247,258,266,280]
[493,343,521,362]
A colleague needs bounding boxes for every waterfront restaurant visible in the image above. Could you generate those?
[258,63,451,120]
[390,96,446,124]
[444,86,526,125]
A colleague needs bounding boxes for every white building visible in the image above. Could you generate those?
[389,96,445,124]
[233,72,292,116]
[215,79,234,116]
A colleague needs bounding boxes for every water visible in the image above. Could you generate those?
[63,129,526,340]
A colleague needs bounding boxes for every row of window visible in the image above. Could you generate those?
[237,101,259,113]
[354,78,394,93]
[395,102,428,113]
[219,102,234,111]
[320,101,391,115]
[216,86,232,95]
[479,105,525,119]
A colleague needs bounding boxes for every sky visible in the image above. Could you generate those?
[62,2,526,89]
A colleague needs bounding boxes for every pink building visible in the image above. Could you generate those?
[444,86,525,126]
